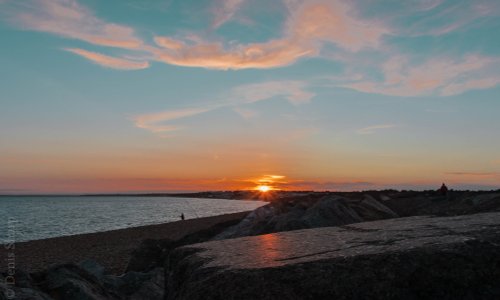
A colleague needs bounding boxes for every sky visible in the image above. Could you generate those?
[0,0,499,194]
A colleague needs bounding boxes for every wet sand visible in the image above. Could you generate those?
[0,211,249,275]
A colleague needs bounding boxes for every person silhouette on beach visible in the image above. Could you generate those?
[439,183,448,196]
[181,213,185,221]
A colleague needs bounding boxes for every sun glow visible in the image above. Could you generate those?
[257,185,271,192]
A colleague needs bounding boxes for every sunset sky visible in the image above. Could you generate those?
[1,0,500,194]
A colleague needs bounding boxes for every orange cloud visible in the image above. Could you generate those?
[1,0,388,71]
[65,48,149,70]
[11,0,142,48]
[151,1,388,70]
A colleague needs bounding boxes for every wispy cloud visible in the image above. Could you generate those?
[151,1,389,69]
[233,107,258,120]
[133,80,314,136]
[402,1,500,37]
[3,0,500,101]
[231,81,314,105]
[7,0,142,48]
[341,55,500,97]
[211,0,245,28]
[356,124,396,135]
[65,48,149,70]
[133,107,211,134]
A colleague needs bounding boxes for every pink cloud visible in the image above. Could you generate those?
[9,0,142,48]
[342,55,500,97]
[151,0,388,70]
[65,48,149,70]
[286,1,388,52]
[3,0,389,70]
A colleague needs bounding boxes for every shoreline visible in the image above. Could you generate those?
[0,211,250,275]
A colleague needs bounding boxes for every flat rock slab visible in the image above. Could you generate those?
[166,212,500,300]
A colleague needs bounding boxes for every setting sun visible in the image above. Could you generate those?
[257,185,271,192]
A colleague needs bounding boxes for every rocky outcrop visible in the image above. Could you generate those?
[126,217,244,273]
[215,194,399,239]
[0,262,164,300]
[167,212,500,300]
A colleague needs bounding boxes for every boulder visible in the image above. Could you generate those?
[352,194,399,220]
[0,283,53,300]
[214,205,276,239]
[166,212,500,300]
[215,195,398,239]
[127,216,244,273]
[103,268,164,300]
[300,196,364,227]
[467,193,500,207]
[40,264,118,300]
[126,239,175,273]
[78,260,106,281]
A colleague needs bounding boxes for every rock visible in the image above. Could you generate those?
[41,264,119,300]
[467,193,500,207]
[214,205,276,239]
[78,260,106,281]
[353,194,399,220]
[127,217,244,273]
[0,283,53,300]
[215,195,398,239]
[166,212,500,300]
[126,239,175,273]
[103,268,164,300]
[271,206,307,232]
[126,268,164,300]
[380,194,391,201]
[300,196,364,227]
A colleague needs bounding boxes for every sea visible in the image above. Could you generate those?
[0,196,266,243]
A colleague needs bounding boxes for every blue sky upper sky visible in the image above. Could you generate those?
[1,0,499,193]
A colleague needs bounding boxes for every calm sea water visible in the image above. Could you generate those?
[0,196,266,242]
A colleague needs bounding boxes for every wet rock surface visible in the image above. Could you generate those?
[167,212,500,300]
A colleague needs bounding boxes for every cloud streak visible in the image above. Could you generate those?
[342,55,500,97]
[357,124,396,135]
[133,107,211,134]
[211,0,245,28]
[65,48,149,70]
[133,80,314,136]
[8,0,142,48]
